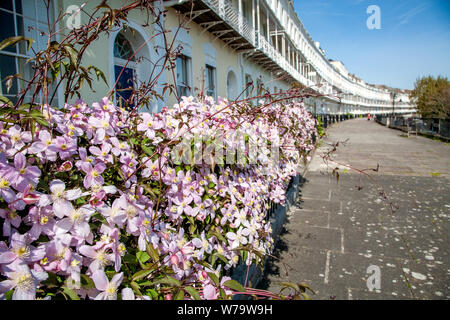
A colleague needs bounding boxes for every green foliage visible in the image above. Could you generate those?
[316,115,325,137]
[410,75,450,119]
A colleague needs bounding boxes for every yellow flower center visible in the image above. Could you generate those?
[0,178,10,188]
[16,246,30,258]
[16,273,34,291]
[71,259,80,267]
[40,216,49,225]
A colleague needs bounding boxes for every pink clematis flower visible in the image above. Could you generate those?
[89,143,113,164]
[38,179,82,219]
[0,260,47,300]
[0,232,45,265]
[203,284,217,300]
[79,244,114,273]
[5,153,41,193]
[0,172,16,203]
[0,208,21,237]
[48,136,77,160]
[80,162,106,189]
[92,270,123,300]
[54,204,95,241]
[28,129,57,161]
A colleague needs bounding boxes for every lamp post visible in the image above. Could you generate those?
[390,91,397,116]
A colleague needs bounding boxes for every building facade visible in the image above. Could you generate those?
[0,0,416,116]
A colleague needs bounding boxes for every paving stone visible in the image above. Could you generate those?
[327,252,413,298]
[280,225,342,252]
[288,209,329,228]
[259,119,450,300]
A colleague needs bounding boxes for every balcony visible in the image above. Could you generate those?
[168,0,312,88]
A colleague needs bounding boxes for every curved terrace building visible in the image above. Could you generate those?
[0,0,416,116]
[164,0,415,116]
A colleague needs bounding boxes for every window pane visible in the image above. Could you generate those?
[14,0,22,14]
[206,65,215,97]
[36,22,49,52]
[0,0,13,11]
[114,65,134,109]
[0,54,18,96]
[114,33,135,60]
[22,0,36,19]
[176,55,190,96]
[22,17,37,54]
[182,57,188,84]
[176,56,183,84]
[0,10,17,53]
[17,56,33,91]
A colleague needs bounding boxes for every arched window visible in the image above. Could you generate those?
[227,69,237,100]
[244,74,253,98]
[113,32,136,108]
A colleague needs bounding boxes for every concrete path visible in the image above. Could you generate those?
[259,118,450,300]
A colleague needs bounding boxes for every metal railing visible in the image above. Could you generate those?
[376,116,450,139]
[206,0,255,45]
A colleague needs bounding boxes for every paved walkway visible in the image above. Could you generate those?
[260,118,450,300]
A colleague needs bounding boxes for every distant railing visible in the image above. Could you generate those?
[376,116,450,140]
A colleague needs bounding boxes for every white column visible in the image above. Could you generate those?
[238,0,243,33]
[275,28,278,52]
[256,0,260,33]
[287,44,291,65]
[252,0,255,28]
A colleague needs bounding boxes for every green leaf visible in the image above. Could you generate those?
[207,272,219,286]
[0,95,13,106]
[28,109,50,127]
[136,251,150,264]
[297,282,316,295]
[5,289,13,300]
[141,142,154,156]
[63,43,79,68]
[145,288,159,300]
[80,274,95,289]
[184,286,201,300]
[300,292,311,300]
[174,289,185,300]
[0,36,34,52]
[280,281,300,292]
[207,230,226,243]
[146,243,160,263]
[88,65,107,85]
[212,253,228,265]
[132,269,153,282]
[153,276,181,287]
[223,279,246,293]
[62,287,80,300]
[130,281,142,296]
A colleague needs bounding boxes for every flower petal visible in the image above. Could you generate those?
[92,270,108,291]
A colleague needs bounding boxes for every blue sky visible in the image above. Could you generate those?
[293,0,450,89]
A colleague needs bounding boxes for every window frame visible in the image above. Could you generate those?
[205,64,216,99]
[176,54,192,98]
[113,31,138,109]
[0,0,57,105]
